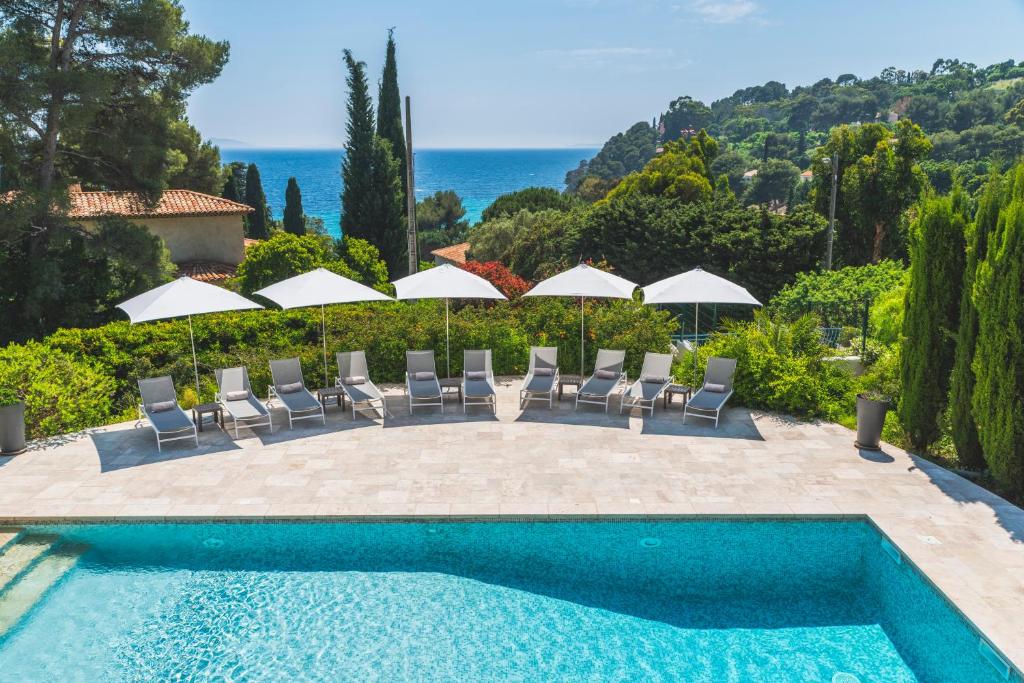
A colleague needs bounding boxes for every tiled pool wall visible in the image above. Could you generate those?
[15,517,1023,682]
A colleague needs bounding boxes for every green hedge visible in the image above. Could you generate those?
[7,298,676,438]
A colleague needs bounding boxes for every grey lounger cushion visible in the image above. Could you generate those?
[523,373,556,393]
[687,389,731,412]
[579,375,619,397]
[223,394,269,420]
[344,381,383,404]
[276,389,321,413]
[408,377,441,398]
[624,381,665,402]
[464,377,495,398]
[145,405,193,433]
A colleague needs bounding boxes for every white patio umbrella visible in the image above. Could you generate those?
[642,267,761,370]
[117,277,264,394]
[392,264,506,377]
[522,263,638,379]
[254,267,394,386]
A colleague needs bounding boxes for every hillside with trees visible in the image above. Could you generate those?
[570,58,1024,202]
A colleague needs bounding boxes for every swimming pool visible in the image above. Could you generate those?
[0,519,1014,682]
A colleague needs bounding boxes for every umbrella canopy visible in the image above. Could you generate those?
[117,277,263,393]
[524,263,637,300]
[393,263,505,300]
[254,268,394,386]
[641,267,761,372]
[642,267,761,306]
[392,264,506,377]
[523,264,638,379]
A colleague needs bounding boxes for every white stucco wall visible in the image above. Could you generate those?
[78,215,245,265]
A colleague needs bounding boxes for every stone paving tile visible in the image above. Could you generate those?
[0,382,1022,668]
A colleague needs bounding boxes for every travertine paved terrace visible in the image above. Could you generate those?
[0,379,1022,671]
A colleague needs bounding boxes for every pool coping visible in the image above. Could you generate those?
[6,512,1021,680]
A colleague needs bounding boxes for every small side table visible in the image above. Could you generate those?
[663,384,692,408]
[439,377,463,402]
[558,375,582,400]
[318,386,347,411]
[192,402,223,432]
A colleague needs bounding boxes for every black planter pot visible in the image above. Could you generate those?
[855,394,890,451]
[0,401,27,456]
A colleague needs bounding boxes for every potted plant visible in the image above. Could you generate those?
[855,390,890,451]
[0,387,27,456]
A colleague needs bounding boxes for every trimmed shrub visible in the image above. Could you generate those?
[693,311,854,420]
[0,342,117,440]
[770,260,906,328]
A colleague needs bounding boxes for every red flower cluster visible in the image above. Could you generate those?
[460,260,531,299]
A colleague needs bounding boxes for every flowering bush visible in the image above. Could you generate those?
[460,260,531,299]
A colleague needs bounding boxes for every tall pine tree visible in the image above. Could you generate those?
[973,164,1024,496]
[244,163,270,239]
[341,50,377,242]
[341,48,406,275]
[948,173,1002,469]
[377,29,407,200]
[283,177,305,235]
[899,191,967,449]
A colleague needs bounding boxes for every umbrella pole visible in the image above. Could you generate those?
[693,302,700,377]
[580,296,585,380]
[445,298,451,378]
[188,314,200,397]
[321,305,329,389]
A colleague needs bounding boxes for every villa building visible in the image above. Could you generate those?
[67,186,253,282]
[430,241,471,266]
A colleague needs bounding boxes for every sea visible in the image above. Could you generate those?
[220,148,597,238]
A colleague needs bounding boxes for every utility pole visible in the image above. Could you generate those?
[825,153,839,270]
[404,96,418,275]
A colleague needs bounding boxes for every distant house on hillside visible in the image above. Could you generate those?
[742,169,758,183]
[800,170,814,183]
[430,242,470,266]
[67,186,253,283]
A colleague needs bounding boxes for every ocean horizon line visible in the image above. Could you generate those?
[218,146,600,152]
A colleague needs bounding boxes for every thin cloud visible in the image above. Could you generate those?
[534,47,688,72]
[688,0,760,24]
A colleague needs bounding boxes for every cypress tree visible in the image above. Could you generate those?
[377,29,407,199]
[368,136,407,275]
[221,174,241,203]
[283,177,305,235]
[973,164,1024,496]
[341,50,376,242]
[244,163,270,239]
[898,191,967,449]
[948,174,1002,469]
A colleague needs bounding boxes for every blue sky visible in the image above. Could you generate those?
[180,0,1024,149]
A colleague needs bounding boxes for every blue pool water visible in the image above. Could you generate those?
[0,520,1012,682]
[220,148,596,235]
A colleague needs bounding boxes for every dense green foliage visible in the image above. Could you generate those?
[899,192,967,449]
[603,133,718,205]
[949,174,1001,468]
[694,311,854,420]
[565,122,657,192]
[973,165,1024,496]
[0,0,227,343]
[481,187,579,222]
[744,158,800,207]
[0,299,676,438]
[769,260,906,328]
[283,177,305,235]
[243,163,270,239]
[580,194,825,301]
[0,341,117,441]
[340,49,406,276]
[468,209,582,280]
[416,190,469,255]
[235,232,388,295]
[376,29,407,200]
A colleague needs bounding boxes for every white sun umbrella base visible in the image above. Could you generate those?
[117,276,264,394]
[522,264,638,379]
[392,264,506,378]
[642,267,761,371]
[254,268,394,386]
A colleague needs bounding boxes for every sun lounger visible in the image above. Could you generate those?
[519,346,559,408]
[216,366,273,437]
[406,350,444,414]
[462,349,497,414]
[620,352,674,416]
[336,351,387,420]
[575,349,627,412]
[684,356,738,428]
[137,376,198,452]
[268,358,325,429]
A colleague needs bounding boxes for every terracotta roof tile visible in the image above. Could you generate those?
[176,261,237,284]
[69,190,253,219]
[430,242,471,264]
